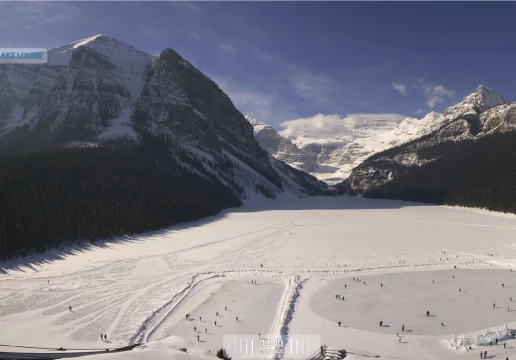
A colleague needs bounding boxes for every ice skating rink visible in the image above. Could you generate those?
[313,269,516,336]
[3,196,516,360]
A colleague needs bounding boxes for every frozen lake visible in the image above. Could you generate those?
[2,196,516,360]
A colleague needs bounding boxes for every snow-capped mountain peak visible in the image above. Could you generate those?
[442,85,508,120]
[0,34,330,200]
[48,34,152,67]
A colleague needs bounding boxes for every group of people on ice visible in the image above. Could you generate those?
[185,306,243,342]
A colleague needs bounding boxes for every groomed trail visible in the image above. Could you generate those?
[2,196,516,360]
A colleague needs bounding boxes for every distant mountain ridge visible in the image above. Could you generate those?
[0,34,331,200]
[339,85,514,195]
[247,112,445,184]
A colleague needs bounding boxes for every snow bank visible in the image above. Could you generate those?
[446,324,512,350]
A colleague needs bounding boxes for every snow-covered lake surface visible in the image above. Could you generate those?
[2,196,516,360]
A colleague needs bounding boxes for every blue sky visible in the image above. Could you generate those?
[1,2,515,128]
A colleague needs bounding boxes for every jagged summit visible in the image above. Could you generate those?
[48,34,151,66]
[443,85,508,119]
[464,85,509,111]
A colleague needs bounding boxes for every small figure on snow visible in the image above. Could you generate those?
[503,284,505,288]
[236,317,239,321]
[342,296,345,301]
[200,316,202,321]
[511,297,513,302]
[402,325,405,332]
[459,288,461,293]
[494,303,496,308]
[381,283,383,288]
[504,342,507,349]
[214,321,217,326]
[205,328,207,334]
[104,334,107,341]
[363,281,366,285]
[338,321,341,327]
[379,321,383,327]
[197,335,200,342]
[398,337,401,343]
[69,306,72,312]
[480,351,483,359]
[426,311,430,316]
[441,323,444,326]
[345,285,347,289]
[216,311,219,316]
[225,306,227,311]
[194,326,197,332]
[100,334,103,341]
[432,280,434,284]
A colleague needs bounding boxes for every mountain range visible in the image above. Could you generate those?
[247,112,445,184]
[340,85,513,195]
[0,34,331,201]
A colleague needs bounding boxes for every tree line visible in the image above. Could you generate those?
[365,132,516,214]
[0,147,241,260]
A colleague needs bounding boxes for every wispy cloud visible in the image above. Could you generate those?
[138,24,162,38]
[414,108,425,115]
[218,43,238,55]
[188,31,200,41]
[393,77,455,109]
[289,70,373,109]
[279,113,409,140]
[423,84,455,109]
[289,71,340,105]
[12,2,80,25]
[214,75,297,125]
[392,82,407,95]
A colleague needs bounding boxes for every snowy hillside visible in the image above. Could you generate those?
[248,113,444,184]
[0,34,330,200]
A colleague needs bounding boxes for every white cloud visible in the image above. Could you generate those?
[218,43,238,55]
[279,113,408,141]
[423,84,455,109]
[414,108,425,115]
[392,82,407,95]
[23,25,36,31]
[396,77,455,109]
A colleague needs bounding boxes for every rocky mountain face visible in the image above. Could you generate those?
[0,34,331,200]
[339,85,515,194]
[248,113,446,184]
[245,116,318,172]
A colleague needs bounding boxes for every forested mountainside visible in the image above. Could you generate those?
[0,34,330,201]
[0,146,241,260]
[340,86,513,193]
[363,132,516,214]
[0,34,334,259]
[337,86,516,213]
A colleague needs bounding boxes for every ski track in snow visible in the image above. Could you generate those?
[3,197,516,359]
